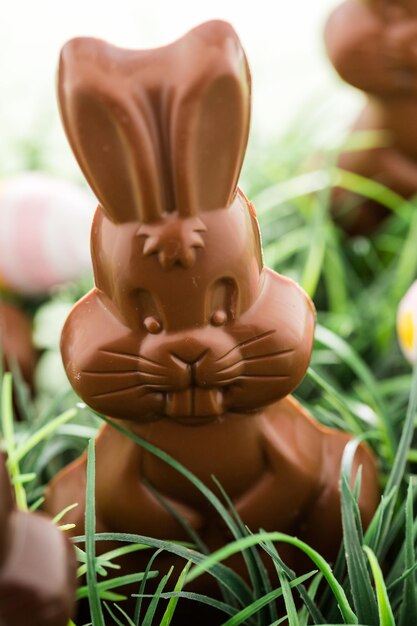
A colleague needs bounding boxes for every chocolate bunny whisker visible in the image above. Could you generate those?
[214,329,277,363]
[91,383,171,400]
[82,369,166,378]
[235,373,290,380]
[216,348,296,374]
[217,375,290,387]
[99,348,169,370]
[45,20,379,624]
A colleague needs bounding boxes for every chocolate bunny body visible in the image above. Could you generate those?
[325,0,417,233]
[45,21,379,614]
[0,453,76,625]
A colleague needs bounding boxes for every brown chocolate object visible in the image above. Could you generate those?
[45,20,379,618]
[325,0,417,234]
[0,453,76,626]
[0,302,37,387]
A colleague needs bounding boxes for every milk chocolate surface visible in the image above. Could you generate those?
[0,453,76,626]
[325,0,417,233]
[45,20,379,620]
[0,302,36,387]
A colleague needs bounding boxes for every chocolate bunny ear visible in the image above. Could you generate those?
[58,38,166,223]
[58,21,250,223]
[170,21,251,215]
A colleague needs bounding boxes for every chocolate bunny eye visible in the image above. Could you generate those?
[143,317,162,334]
[211,310,227,326]
[209,278,238,326]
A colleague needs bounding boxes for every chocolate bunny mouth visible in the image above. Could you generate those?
[165,386,223,423]
[81,325,301,423]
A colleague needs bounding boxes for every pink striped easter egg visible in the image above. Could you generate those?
[0,172,95,295]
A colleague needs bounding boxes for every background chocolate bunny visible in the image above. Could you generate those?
[0,453,76,626]
[45,20,379,621]
[325,0,417,233]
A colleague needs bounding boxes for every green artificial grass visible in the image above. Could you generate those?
[1,126,417,624]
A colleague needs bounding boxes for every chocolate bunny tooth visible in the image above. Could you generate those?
[45,20,379,606]
[326,0,417,233]
[0,453,76,626]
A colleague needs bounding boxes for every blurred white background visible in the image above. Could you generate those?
[0,0,362,177]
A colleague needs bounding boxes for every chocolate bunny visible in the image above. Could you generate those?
[325,0,417,233]
[45,20,379,610]
[0,453,76,625]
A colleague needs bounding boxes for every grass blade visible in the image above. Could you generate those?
[340,473,378,624]
[104,602,136,626]
[364,487,397,554]
[369,357,417,563]
[399,479,417,626]
[73,533,251,608]
[259,540,325,625]
[314,325,395,458]
[323,227,349,314]
[141,566,173,626]
[335,167,410,216]
[134,547,164,624]
[299,573,323,626]
[388,563,417,592]
[221,571,316,626]
[364,546,395,626]
[340,439,378,624]
[392,209,417,305]
[385,357,417,495]
[140,591,237,617]
[77,572,159,600]
[10,408,77,463]
[1,373,27,510]
[52,502,79,525]
[160,560,192,626]
[300,198,327,297]
[276,565,299,626]
[185,532,358,624]
[85,439,105,626]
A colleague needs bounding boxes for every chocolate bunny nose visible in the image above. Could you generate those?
[172,339,208,365]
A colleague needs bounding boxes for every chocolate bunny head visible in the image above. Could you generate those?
[60,21,315,424]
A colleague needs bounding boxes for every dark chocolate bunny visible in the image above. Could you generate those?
[45,20,379,604]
